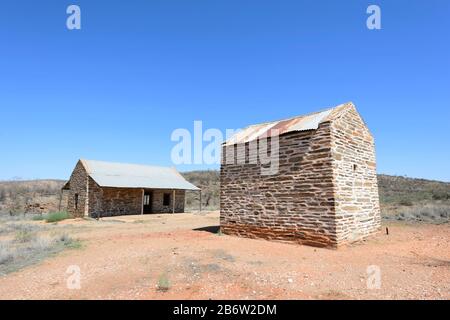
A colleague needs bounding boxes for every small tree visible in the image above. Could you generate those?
[9,193,23,216]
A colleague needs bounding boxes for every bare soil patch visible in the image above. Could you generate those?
[0,211,448,300]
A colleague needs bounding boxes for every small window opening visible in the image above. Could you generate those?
[143,194,150,205]
[353,164,358,172]
[163,193,171,206]
[74,193,79,210]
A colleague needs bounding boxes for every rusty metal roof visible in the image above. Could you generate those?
[80,160,200,191]
[224,102,352,146]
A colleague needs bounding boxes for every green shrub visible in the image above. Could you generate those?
[14,230,35,243]
[432,190,450,200]
[32,215,44,221]
[56,233,82,249]
[45,211,69,223]
[65,240,83,249]
[399,199,413,206]
[157,273,170,292]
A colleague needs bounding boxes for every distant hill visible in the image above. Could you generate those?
[182,170,220,210]
[0,179,66,214]
[378,174,450,204]
[182,172,450,210]
[1,172,449,218]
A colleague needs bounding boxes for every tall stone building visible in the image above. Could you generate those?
[62,159,199,218]
[220,102,381,248]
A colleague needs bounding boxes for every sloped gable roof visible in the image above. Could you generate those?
[79,159,200,191]
[224,102,355,146]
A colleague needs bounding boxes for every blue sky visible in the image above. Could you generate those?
[0,0,449,181]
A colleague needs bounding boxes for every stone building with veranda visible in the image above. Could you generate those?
[220,102,381,248]
[62,159,200,218]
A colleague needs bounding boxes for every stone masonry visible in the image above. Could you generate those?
[65,161,187,218]
[151,189,186,214]
[220,103,381,248]
[66,161,89,218]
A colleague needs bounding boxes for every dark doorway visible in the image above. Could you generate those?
[163,193,171,206]
[143,191,153,214]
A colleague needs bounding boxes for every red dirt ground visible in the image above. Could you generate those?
[0,211,448,300]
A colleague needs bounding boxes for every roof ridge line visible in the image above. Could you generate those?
[83,159,174,170]
[224,102,354,146]
[241,104,343,130]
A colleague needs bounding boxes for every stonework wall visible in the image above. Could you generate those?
[151,189,185,213]
[87,184,186,217]
[67,161,88,218]
[88,177,104,217]
[221,123,338,247]
[91,186,142,217]
[66,162,187,217]
[330,106,381,244]
[220,106,381,248]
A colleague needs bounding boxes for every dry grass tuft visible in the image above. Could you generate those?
[0,217,81,275]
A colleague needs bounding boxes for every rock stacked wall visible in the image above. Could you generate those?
[89,185,142,217]
[151,189,185,213]
[220,106,381,247]
[331,107,381,244]
[67,161,88,218]
[66,161,187,217]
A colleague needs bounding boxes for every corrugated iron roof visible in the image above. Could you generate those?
[81,159,200,191]
[224,102,352,146]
